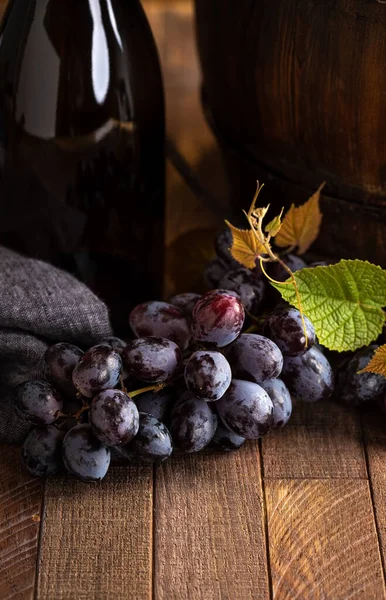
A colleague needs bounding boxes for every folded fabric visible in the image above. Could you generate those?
[0,247,113,444]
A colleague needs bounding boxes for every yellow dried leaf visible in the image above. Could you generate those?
[358,344,386,377]
[225,221,267,269]
[275,183,325,254]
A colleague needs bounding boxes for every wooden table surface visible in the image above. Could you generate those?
[1,2,386,599]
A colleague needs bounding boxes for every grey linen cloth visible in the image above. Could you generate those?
[0,246,113,444]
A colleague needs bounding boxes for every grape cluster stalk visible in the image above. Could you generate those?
[16,228,385,482]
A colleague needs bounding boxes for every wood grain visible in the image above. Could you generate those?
[0,3,385,600]
[363,411,386,573]
[36,466,153,600]
[195,0,386,265]
[0,446,43,600]
[195,0,386,199]
[266,479,386,599]
[154,444,270,600]
[262,401,367,479]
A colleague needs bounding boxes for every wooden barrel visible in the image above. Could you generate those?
[194,0,386,264]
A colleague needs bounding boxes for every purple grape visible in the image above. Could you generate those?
[169,392,218,452]
[55,395,87,432]
[191,290,245,348]
[62,424,111,482]
[308,261,331,268]
[15,380,63,426]
[259,378,292,429]
[169,293,201,319]
[72,344,122,398]
[210,422,246,452]
[101,336,128,355]
[225,334,283,383]
[263,307,316,357]
[22,426,65,477]
[123,337,181,383]
[336,345,386,407]
[204,258,229,288]
[123,413,173,463]
[282,346,334,403]
[215,228,242,270]
[269,254,307,282]
[90,389,139,446]
[44,343,84,397]
[184,350,231,401]
[219,268,265,315]
[216,379,273,439]
[134,388,176,422]
[129,301,191,350]
[101,336,130,377]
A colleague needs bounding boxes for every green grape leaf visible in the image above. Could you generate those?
[265,208,284,238]
[271,260,386,351]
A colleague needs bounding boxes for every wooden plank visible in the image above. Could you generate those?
[0,445,43,600]
[36,465,153,600]
[363,410,386,573]
[262,401,367,479]
[266,479,386,599]
[154,443,270,600]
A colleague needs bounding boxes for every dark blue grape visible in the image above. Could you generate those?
[134,388,176,422]
[308,261,332,268]
[219,268,265,315]
[169,293,201,319]
[62,424,111,482]
[215,228,242,270]
[15,380,63,425]
[184,350,231,401]
[90,389,139,446]
[169,392,218,452]
[123,337,181,383]
[204,258,229,288]
[281,346,334,403]
[101,336,131,378]
[225,334,283,383]
[191,290,245,348]
[55,395,86,432]
[263,307,316,357]
[336,345,386,407]
[22,426,65,477]
[72,344,122,398]
[216,379,273,439]
[44,343,84,397]
[259,378,292,429]
[129,301,191,350]
[100,336,128,355]
[210,422,246,452]
[123,413,173,462]
[269,254,307,282]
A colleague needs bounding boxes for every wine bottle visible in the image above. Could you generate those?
[0,0,165,335]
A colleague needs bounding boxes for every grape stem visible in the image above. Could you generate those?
[127,383,166,399]
[245,181,309,348]
[54,383,167,425]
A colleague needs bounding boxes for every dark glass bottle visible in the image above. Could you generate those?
[0,0,165,334]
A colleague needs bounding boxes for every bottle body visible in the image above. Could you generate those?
[0,0,165,334]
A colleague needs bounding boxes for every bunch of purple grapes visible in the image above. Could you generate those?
[16,229,385,482]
